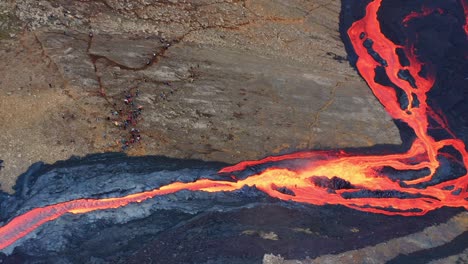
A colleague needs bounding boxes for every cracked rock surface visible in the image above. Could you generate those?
[0,0,401,191]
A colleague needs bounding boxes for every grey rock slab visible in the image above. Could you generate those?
[88,34,167,69]
[6,0,402,171]
[35,31,99,92]
[28,28,401,166]
[97,41,401,162]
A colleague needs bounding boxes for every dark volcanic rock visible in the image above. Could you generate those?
[377,0,468,145]
[0,0,466,263]
[0,154,462,264]
[311,176,354,190]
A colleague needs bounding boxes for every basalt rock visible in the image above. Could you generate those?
[0,154,464,263]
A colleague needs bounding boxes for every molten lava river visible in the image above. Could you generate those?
[1,0,467,251]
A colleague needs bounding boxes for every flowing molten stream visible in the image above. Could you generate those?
[1,0,467,250]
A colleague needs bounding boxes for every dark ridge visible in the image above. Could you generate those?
[380,166,431,181]
[311,176,354,190]
[374,66,408,110]
[89,188,132,198]
[395,48,410,67]
[387,231,468,264]
[274,186,296,196]
[340,190,435,200]
[442,185,455,191]
[411,93,419,108]
[355,204,423,213]
[363,38,388,66]
[373,65,392,86]
[397,69,417,88]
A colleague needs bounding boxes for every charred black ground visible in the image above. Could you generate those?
[379,0,468,144]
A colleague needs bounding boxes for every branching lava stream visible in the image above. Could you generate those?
[0,0,467,251]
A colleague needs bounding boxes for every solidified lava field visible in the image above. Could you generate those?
[0,154,465,263]
[0,0,467,263]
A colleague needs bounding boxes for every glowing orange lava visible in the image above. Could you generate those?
[0,0,467,251]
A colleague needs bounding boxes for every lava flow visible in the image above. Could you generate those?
[1,0,467,251]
